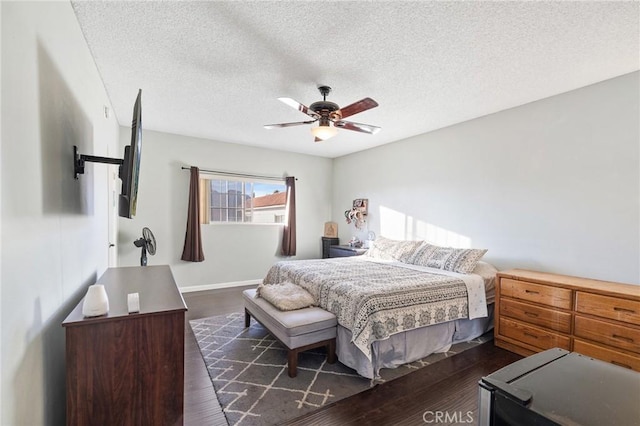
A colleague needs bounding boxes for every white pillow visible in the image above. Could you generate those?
[257,282,315,311]
[409,243,487,274]
[365,236,422,262]
[472,261,498,291]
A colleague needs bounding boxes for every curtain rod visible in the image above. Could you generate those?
[181,166,296,182]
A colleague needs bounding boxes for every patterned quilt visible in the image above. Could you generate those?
[262,257,484,360]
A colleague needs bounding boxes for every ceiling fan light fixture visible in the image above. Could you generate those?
[310,123,337,141]
[266,86,380,142]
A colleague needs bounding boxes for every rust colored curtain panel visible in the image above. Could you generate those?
[281,176,297,256]
[181,167,205,262]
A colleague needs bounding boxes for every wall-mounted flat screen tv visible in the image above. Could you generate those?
[118,89,142,218]
[73,89,143,219]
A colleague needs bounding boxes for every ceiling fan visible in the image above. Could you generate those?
[264,86,381,142]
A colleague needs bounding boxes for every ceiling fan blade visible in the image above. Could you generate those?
[278,98,321,119]
[334,120,381,135]
[338,98,379,119]
[264,120,317,129]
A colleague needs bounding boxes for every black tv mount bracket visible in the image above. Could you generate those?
[73,145,124,179]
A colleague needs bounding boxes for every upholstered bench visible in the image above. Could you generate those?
[242,288,337,377]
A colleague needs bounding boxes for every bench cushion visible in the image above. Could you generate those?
[243,289,337,349]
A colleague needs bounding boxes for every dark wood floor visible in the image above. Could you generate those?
[183,286,252,426]
[182,286,522,426]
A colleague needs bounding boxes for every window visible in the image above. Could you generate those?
[200,177,287,224]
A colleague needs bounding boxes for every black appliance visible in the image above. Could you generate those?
[478,348,640,426]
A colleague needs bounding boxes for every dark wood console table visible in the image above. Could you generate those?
[62,265,187,425]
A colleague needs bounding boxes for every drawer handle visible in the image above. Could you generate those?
[611,361,632,370]
[613,307,636,314]
[524,311,539,318]
[524,290,539,295]
[612,334,634,343]
[523,332,539,339]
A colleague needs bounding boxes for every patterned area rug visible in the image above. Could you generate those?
[190,312,492,426]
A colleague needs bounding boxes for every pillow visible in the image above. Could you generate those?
[409,242,487,274]
[472,260,498,292]
[256,282,315,311]
[365,236,422,263]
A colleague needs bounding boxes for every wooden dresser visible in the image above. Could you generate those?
[495,269,640,372]
[63,265,187,425]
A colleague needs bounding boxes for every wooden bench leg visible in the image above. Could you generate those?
[244,308,251,327]
[327,338,336,364]
[288,349,298,378]
[286,338,336,377]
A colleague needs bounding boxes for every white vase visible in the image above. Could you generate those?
[82,284,109,317]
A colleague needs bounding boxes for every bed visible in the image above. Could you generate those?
[261,238,496,379]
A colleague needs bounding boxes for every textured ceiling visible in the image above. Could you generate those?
[71,1,639,158]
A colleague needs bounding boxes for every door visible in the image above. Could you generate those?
[107,146,118,266]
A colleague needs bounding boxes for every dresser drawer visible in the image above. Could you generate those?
[329,246,365,258]
[500,278,572,309]
[574,315,640,354]
[574,339,640,372]
[575,292,640,325]
[499,317,571,351]
[500,298,571,333]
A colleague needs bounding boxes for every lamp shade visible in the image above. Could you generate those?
[311,124,337,141]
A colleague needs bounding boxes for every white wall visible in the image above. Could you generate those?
[117,129,333,290]
[1,2,119,424]
[334,72,640,285]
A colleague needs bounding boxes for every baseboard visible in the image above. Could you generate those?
[180,279,261,293]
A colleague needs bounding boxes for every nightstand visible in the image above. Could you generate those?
[321,237,339,259]
[328,245,367,258]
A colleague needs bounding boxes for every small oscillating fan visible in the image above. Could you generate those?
[133,227,156,266]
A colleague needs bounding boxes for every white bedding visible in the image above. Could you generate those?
[357,256,489,319]
[261,256,498,378]
[334,259,497,378]
[263,257,488,360]
[337,304,494,379]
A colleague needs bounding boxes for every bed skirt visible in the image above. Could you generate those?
[336,304,495,379]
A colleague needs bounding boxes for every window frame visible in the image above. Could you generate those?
[200,175,287,226]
